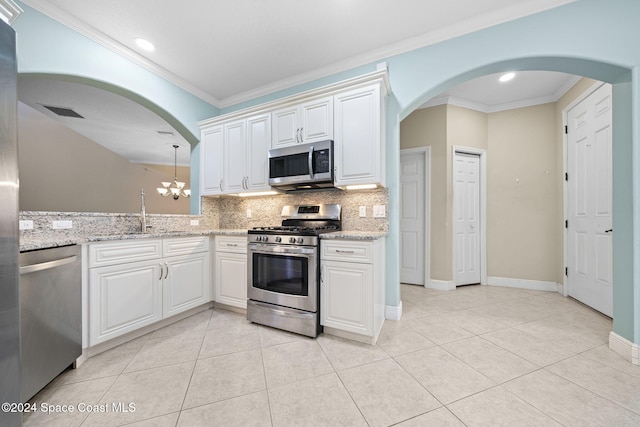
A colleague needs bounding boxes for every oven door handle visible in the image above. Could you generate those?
[249,246,316,256]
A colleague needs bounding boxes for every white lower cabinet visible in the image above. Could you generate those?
[320,238,385,344]
[88,236,210,346]
[89,259,163,346]
[163,252,210,318]
[214,236,248,309]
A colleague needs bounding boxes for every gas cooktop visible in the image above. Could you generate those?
[248,225,340,236]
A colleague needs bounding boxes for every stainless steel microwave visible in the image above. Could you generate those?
[268,140,334,191]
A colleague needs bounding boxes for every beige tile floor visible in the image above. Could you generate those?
[23,284,640,426]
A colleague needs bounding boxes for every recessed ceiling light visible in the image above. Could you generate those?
[499,72,516,83]
[134,37,155,52]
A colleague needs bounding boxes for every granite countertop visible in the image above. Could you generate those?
[20,228,386,251]
[320,231,388,240]
[20,229,249,252]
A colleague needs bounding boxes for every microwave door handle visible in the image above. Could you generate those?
[308,146,314,178]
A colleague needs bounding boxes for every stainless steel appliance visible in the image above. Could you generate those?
[0,18,21,427]
[19,245,82,402]
[247,204,341,337]
[268,140,335,191]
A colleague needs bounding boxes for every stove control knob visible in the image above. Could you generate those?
[296,237,304,244]
[289,237,296,244]
[275,237,281,243]
[263,236,269,242]
[255,236,262,242]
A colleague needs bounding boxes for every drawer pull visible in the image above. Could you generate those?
[335,249,355,254]
[226,243,239,247]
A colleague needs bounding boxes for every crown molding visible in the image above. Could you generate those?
[22,0,576,110]
[420,74,582,113]
[0,0,22,24]
[20,0,221,106]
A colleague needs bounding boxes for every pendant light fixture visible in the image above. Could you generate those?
[157,144,190,200]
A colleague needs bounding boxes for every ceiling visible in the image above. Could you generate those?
[18,0,578,165]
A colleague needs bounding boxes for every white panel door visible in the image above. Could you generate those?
[271,106,298,148]
[89,260,162,345]
[334,84,381,186]
[321,260,372,335]
[215,251,248,309]
[223,119,246,193]
[246,113,271,190]
[454,152,481,286]
[200,124,224,195]
[567,84,613,316]
[300,97,333,143]
[400,151,426,285]
[163,253,209,318]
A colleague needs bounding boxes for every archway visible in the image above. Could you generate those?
[388,56,633,352]
[18,73,199,146]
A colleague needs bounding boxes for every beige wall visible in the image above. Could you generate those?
[400,106,451,280]
[400,78,598,285]
[487,103,558,282]
[18,103,190,214]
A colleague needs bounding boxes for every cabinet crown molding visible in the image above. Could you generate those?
[199,69,389,128]
[0,0,22,24]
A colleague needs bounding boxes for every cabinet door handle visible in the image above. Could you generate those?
[321,265,325,285]
[300,127,304,143]
[159,263,164,280]
[164,262,169,279]
[220,179,224,191]
[296,128,301,143]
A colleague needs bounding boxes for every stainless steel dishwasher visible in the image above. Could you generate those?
[19,244,82,401]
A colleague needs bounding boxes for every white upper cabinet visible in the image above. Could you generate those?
[223,119,247,193]
[199,70,388,195]
[201,113,271,195]
[272,96,333,148]
[200,124,224,195]
[246,114,271,189]
[334,83,384,187]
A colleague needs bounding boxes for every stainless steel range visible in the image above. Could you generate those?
[247,204,341,337]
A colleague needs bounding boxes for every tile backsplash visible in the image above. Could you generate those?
[201,188,389,232]
[19,188,388,239]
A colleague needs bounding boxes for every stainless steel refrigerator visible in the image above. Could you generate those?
[0,17,22,427]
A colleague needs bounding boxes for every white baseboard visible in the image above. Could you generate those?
[427,279,455,291]
[487,276,559,292]
[385,301,403,321]
[609,331,640,366]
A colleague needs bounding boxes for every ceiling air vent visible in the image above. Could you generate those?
[41,104,84,119]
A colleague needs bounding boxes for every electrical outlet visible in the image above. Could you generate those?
[52,220,73,229]
[19,220,34,230]
[246,209,252,218]
[373,205,386,218]
[190,219,199,226]
[359,206,367,218]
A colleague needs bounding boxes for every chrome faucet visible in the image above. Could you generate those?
[140,188,147,233]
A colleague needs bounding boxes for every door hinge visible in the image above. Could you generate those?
[565,220,568,228]
[564,125,568,134]
[565,267,568,276]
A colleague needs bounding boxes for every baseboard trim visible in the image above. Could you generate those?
[427,280,455,291]
[487,276,559,292]
[385,301,403,321]
[609,331,640,366]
